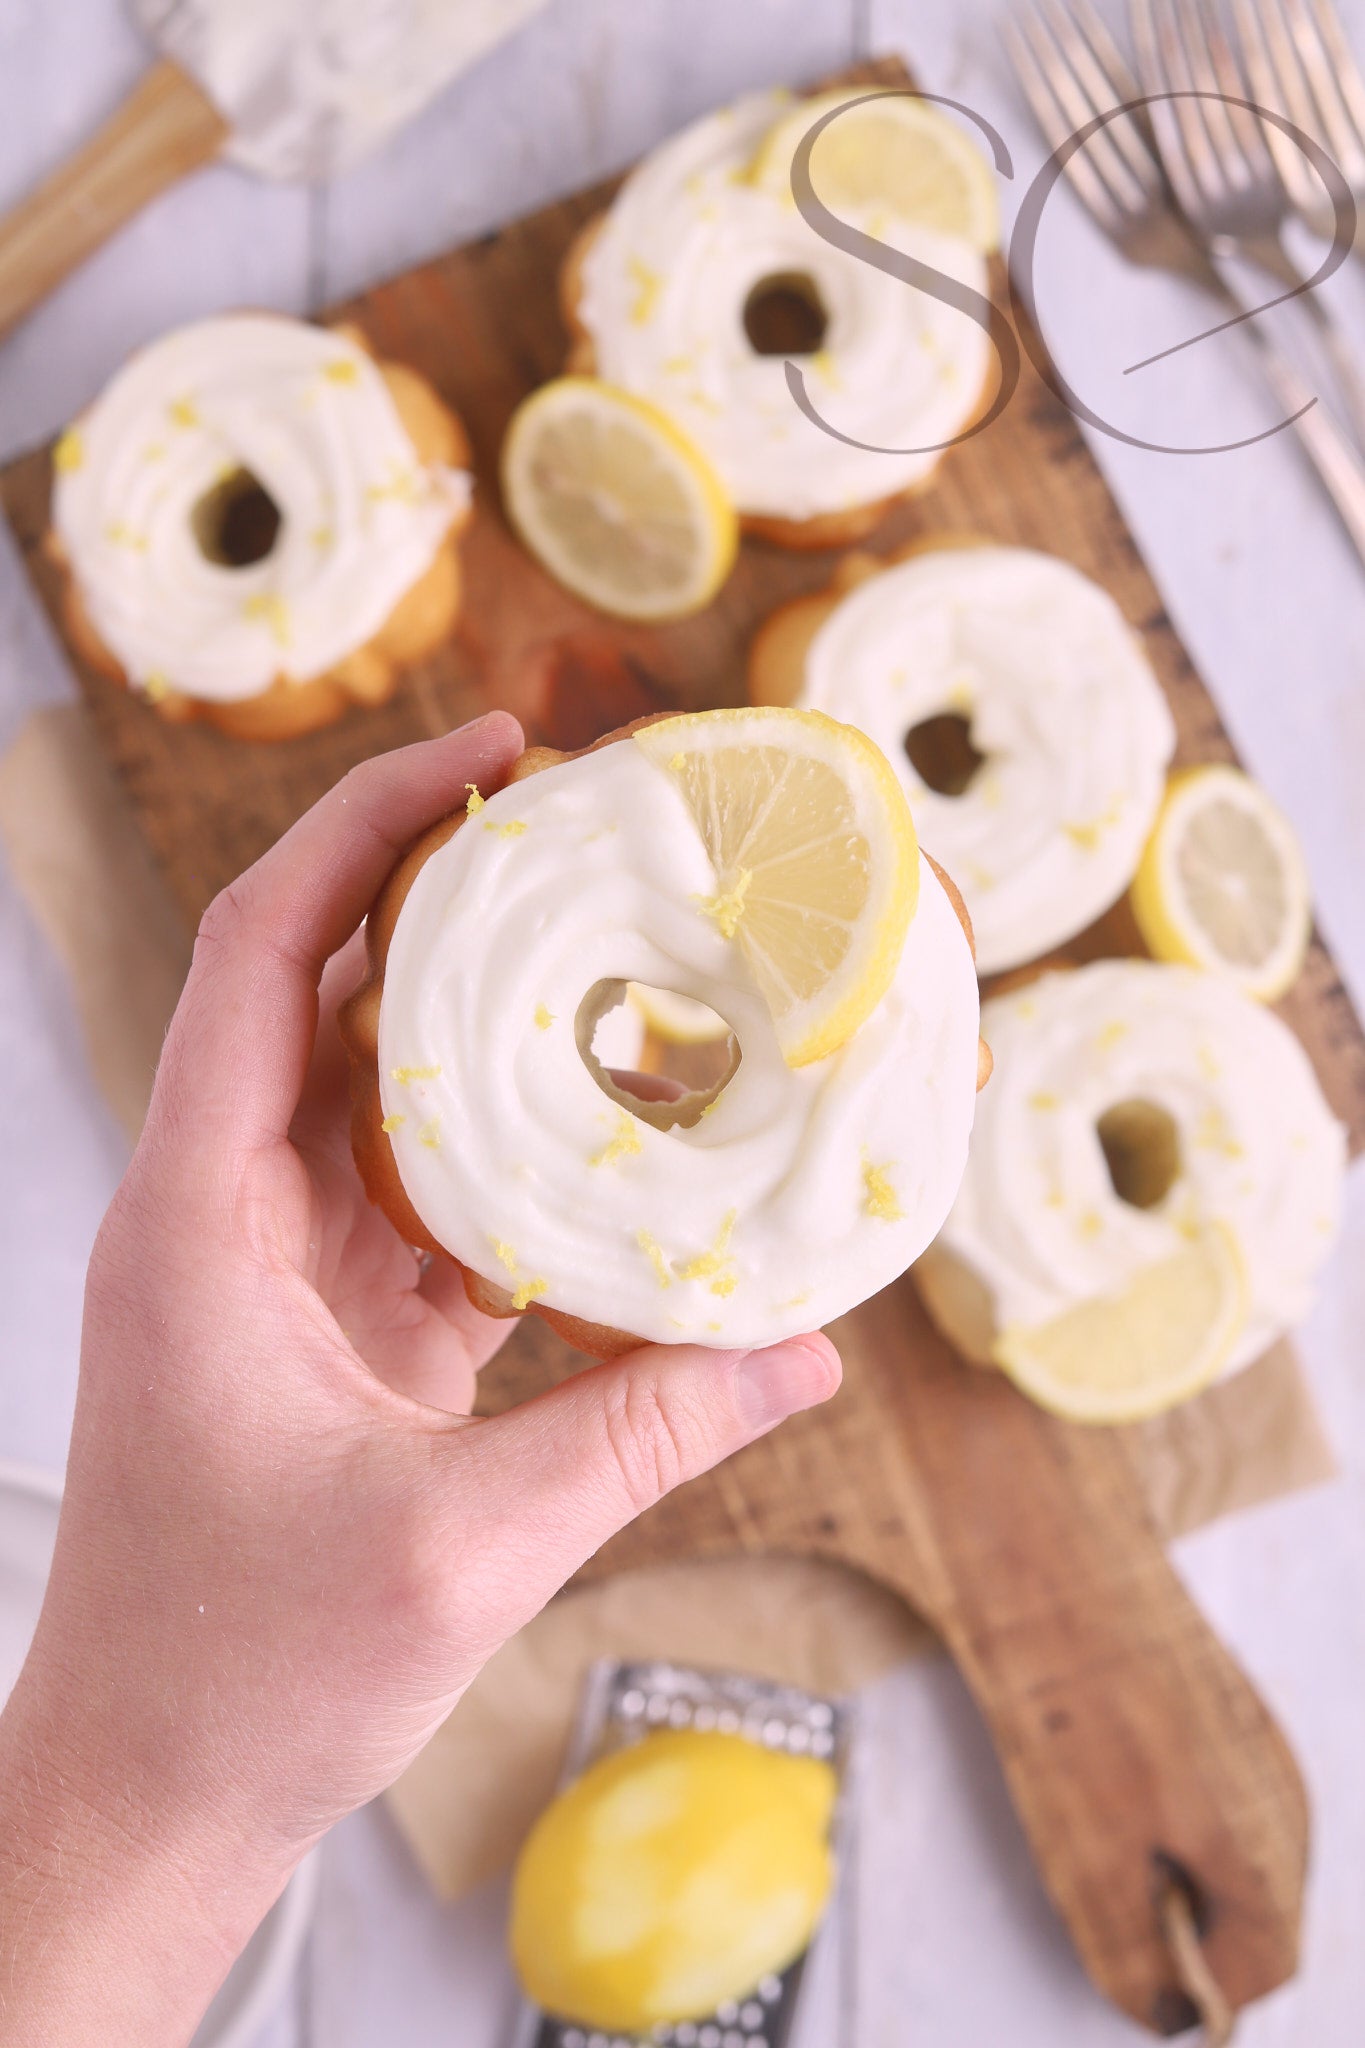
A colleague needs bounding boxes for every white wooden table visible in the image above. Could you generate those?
[2,2,1363,2042]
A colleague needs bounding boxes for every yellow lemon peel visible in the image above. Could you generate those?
[863,1161,904,1222]
[696,868,752,940]
[593,1112,643,1168]
[54,427,84,474]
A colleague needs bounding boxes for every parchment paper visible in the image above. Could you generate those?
[0,703,1337,1901]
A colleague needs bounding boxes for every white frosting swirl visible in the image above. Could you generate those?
[797,547,1176,973]
[577,94,993,521]
[935,961,1345,1371]
[52,314,470,704]
[377,738,981,1347]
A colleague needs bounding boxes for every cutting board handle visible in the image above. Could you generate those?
[844,1306,1310,2034]
[0,60,227,342]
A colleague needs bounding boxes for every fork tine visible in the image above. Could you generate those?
[1005,13,1127,233]
[1193,0,1278,176]
[1038,0,1162,192]
[1176,0,1253,182]
[1020,4,1158,211]
[1166,0,1254,193]
[1287,0,1365,181]
[1231,0,1323,213]
[1131,0,1220,215]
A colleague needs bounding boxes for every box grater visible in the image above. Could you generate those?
[504,1656,856,2048]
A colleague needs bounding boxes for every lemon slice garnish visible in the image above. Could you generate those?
[510,1729,836,2033]
[749,90,1000,252]
[501,376,738,620]
[635,706,918,1067]
[1131,765,1312,1001]
[994,1224,1248,1424]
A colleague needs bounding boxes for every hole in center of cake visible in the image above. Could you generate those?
[576,980,739,1133]
[743,271,829,356]
[191,467,283,568]
[1096,1098,1182,1210]
[904,712,985,798]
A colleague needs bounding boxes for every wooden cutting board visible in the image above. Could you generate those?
[5,55,1363,2036]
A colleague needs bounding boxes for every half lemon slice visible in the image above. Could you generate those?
[635,706,918,1067]
[1130,764,1312,1001]
[501,376,738,620]
[994,1224,1248,1424]
[749,90,1000,252]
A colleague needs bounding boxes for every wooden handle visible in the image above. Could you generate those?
[0,60,227,340]
[840,1288,1309,2034]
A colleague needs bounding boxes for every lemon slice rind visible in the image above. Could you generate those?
[749,90,1000,253]
[635,706,918,1069]
[1131,764,1312,1002]
[993,1223,1248,1425]
[501,376,738,621]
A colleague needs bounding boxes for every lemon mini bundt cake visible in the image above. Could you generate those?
[916,959,1345,1419]
[342,708,989,1358]
[559,92,997,550]
[49,313,472,740]
[749,542,1176,973]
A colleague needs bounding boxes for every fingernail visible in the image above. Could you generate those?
[733,1335,841,1433]
[450,709,520,744]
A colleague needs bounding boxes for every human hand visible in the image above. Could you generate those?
[0,712,841,2047]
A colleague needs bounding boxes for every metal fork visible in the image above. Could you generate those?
[1133,0,1365,446]
[1006,0,1365,566]
[1232,0,1365,250]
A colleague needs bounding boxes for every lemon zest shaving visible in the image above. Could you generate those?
[637,1232,673,1289]
[53,427,84,473]
[1193,1107,1244,1158]
[143,672,170,703]
[593,1112,643,1168]
[380,1113,405,1134]
[628,255,663,324]
[678,1209,736,1282]
[390,1063,441,1084]
[1077,1208,1103,1238]
[418,1118,441,1150]
[534,1004,554,1030]
[464,783,484,814]
[512,1277,547,1311]
[485,818,528,838]
[168,396,199,428]
[243,591,291,646]
[323,357,361,384]
[1028,1091,1059,1112]
[366,464,421,504]
[311,525,334,549]
[491,1239,519,1273]
[863,1161,904,1223]
[104,521,148,552]
[696,868,752,939]
[1095,1020,1129,1051]
[710,1273,738,1297]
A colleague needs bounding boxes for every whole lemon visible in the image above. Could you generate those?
[510,1727,836,2032]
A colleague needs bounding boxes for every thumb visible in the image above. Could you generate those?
[455,1333,841,1606]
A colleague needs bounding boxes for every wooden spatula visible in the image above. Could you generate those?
[0,63,226,343]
